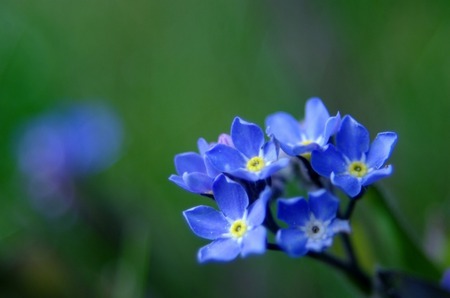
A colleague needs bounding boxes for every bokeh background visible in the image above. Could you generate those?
[1,1,449,297]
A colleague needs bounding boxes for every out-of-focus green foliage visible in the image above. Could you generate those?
[0,1,449,297]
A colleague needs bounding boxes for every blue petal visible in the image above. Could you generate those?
[311,145,347,177]
[336,115,370,160]
[441,269,450,292]
[213,174,248,220]
[259,158,290,179]
[323,112,341,144]
[246,187,271,226]
[203,155,221,177]
[231,117,264,158]
[174,152,206,175]
[279,143,297,156]
[309,189,339,222]
[206,144,246,173]
[292,142,320,156]
[277,197,309,227]
[276,228,308,257]
[265,112,302,148]
[197,138,210,156]
[306,237,333,252]
[183,206,229,240]
[303,97,331,140]
[183,172,213,194]
[361,165,393,186]
[168,174,191,192]
[366,132,398,169]
[331,173,362,198]
[197,238,240,263]
[328,219,351,235]
[241,226,267,257]
[262,139,278,162]
[225,168,261,181]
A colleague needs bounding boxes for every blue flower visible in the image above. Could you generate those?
[169,138,221,195]
[15,101,123,217]
[442,269,450,292]
[183,174,269,262]
[16,102,123,177]
[206,117,289,182]
[265,98,341,157]
[276,189,350,257]
[311,115,398,198]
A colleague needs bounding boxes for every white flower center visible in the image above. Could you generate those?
[303,218,326,240]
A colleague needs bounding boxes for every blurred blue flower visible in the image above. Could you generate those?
[183,174,269,263]
[15,101,123,217]
[169,137,221,195]
[442,269,450,292]
[276,189,350,257]
[311,115,397,198]
[265,97,341,157]
[206,117,289,182]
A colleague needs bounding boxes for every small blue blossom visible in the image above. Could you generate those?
[206,117,289,182]
[442,269,450,292]
[276,189,350,257]
[16,102,123,177]
[183,174,269,263]
[169,138,222,195]
[15,101,123,217]
[311,115,398,198]
[265,97,341,157]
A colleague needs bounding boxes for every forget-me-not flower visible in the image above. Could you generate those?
[183,174,269,262]
[276,189,350,257]
[442,269,450,292]
[206,117,289,182]
[311,115,398,198]
[265,98,341,158]
[15,101,123,217]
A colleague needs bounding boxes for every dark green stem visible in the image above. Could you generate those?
[308,251,372,295]
[263,205,280,234]
[297,156,324,189]
[343,188,365,219]
[268,241,373,295]
[341,233,357,266]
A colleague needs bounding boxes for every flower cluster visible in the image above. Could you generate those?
[170,98,397,263]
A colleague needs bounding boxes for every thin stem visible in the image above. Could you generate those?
[341,233,357,267]
[267,243,282,251]
[264,180,283,234]
[263,205,280,234]
[343,188,366,219]
[309,250,372,294]
[307,251,350,272]
[297,156,323,189]
[343,199,357,219]
[267,243,372,295]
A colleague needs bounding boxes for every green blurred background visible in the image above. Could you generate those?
[0,1,449,297]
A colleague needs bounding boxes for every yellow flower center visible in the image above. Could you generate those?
[230,220,247,238]
[246,156,265,172]
[348,161,368,178]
